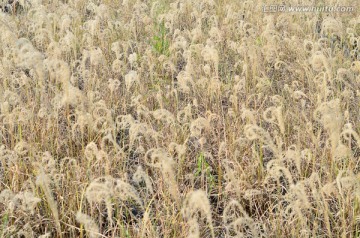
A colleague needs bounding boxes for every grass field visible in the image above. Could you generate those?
[0,0,360,237]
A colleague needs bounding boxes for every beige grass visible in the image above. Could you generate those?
[0,0,360,237]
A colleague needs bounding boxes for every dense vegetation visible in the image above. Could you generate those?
[0,0,359,237]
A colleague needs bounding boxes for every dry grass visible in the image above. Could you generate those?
[0,0,360,237]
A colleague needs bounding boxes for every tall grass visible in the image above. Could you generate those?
[0,0,360,237]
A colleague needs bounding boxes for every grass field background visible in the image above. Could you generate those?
[0,0,360,237]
